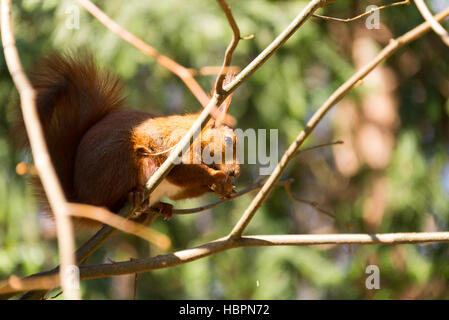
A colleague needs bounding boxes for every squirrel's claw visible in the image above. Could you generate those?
[153,202,174,220]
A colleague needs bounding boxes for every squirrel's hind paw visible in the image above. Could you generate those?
[153,202,174,220]
[128,187,150,217]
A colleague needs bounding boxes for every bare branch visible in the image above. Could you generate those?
[0,274,60,295]
[214,0,241,95]
[413,0,449,47]
[229,5,449,239]
[313,0,410,23]
[165,179,294,215]
[294,140,343,156]
[0,0,79,300]
[188,66,241,76]
[284,183,335,219]
[68,204,171,250]
[75,0,210,107]
[241,34,255,40]
[163,141,341,216]
[2,231,448,295]
[223,0,328,94]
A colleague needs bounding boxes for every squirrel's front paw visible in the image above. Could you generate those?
[153,201,174,221]
[209,170,236,199]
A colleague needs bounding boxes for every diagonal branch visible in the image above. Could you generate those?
[228,5,449,239]
[223,0,328,95]
[167,179,294,215]
[68,204,171,250]
[139,1,331,227]
[0,0,79,300]
[75,0,210,107]
[145,0,328,235]
[313,0,410,23]
[167,141,342,215]
[413,0,449,47]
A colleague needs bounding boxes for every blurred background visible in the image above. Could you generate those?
[0,0,448,299]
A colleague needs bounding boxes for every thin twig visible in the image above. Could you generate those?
[223,0,328,94]
[413,0,449,47]
[0,0,79,300]
[313,0,410,23]
[68,204,171,250]
[165,139,343,216]
[188,66,241,76]
[284,183,335,218]
[50,290,63,299]
[241,34,255,40]
[294,140,343,156]
[214,0,241,95]
[0,274,60,296]
[165,179,294,215]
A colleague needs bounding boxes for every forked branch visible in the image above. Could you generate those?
[413,0,449,47]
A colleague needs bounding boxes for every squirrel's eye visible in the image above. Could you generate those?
[225,136,233,147]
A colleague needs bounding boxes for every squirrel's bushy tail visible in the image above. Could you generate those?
[27,52,126,201]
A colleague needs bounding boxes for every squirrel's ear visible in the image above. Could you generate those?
[209,94,232,128]
[218,94,232,115]
[135,145,152,157]
[206,117,216,128]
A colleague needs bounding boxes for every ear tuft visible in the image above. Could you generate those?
[136,145,152,157]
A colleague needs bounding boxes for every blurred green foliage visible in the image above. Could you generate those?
[0,0,448,299]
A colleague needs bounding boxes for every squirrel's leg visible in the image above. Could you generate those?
[152,202,174,220]
[128,186,150,217]
[131,201,173,223]
[128,185,173,221]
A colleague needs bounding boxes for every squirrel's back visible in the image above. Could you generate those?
[29,52,126,203]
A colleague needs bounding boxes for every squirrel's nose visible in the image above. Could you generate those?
[228,166,240,178]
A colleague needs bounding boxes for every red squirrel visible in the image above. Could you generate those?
[20,52,240,225]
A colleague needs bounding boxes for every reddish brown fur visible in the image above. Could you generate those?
[20,52,239,226]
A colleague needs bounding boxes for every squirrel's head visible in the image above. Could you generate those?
[201,120,240,178]
[200,96,240,178]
